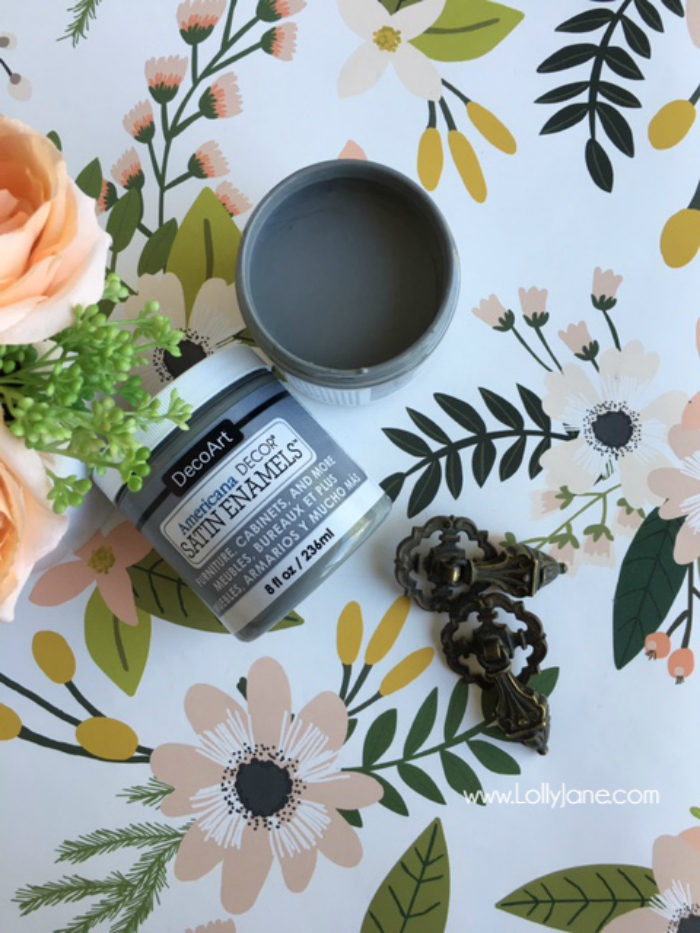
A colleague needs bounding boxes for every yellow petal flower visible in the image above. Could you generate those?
[365,596,411,665]
[337,601,363,665]
[417,127,444,192]
[448,130,487,203]
[76,717,139,761]
[648,99,696,150]
[466,102,517,155]
[379,647,434,696]
[660,208,700,268]
[32,631,76,684]
[0,703,22,740]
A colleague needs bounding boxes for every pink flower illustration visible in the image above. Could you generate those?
[648,424,700,563]
[261,23,297,60]
[214,182,251,217]
[614,503,644,537]
[199,74,242,120]
[592,266,623,304]
[518,286,548,323]
[258,0,306,20]
[473,294,509,329]
[30,522,151,626]
[111,148,144,190]
[548,540,579,575]
[338,140,368,160]
[123,101,156,143]
[145,55,189,104]
[531,489,566,518]
[605,827,700,932]
[178,0,226,43]
[189,141,229,179]
[151,658,383,914]
[559,321,594,355]
[582,532,615,567]
[96,179,117,215]
[185,922,236,933]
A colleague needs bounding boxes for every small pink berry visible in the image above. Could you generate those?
[645,632,671,660]
[668,648,694,684]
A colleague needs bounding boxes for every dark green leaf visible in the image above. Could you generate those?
[408,460,442,518]
[541,103,589,134]
[443,680,469,740]
[271,611,304,632]
[529,436,551,479]
[346,718,357,742]
[472,438,497,486]
[604,45,644,79]
[517,385,551,431]
[129,550,226,632]
[47,130,62,150]
[585,137,614,191]
[613,509,687,668]
[660,0,684,15]
[530,667,560,697]
[479,388,524,430]
[556,8,614,31]
[374,774,409,816]
[338,809,363,828]
[363,709,398,767]
[383,428,432,458]
[137,219,178,276]
[440,750,483,801]
[535,81,590,104]
[537,44,598,73]
[381,471,405,501]
[445,449,463,499]
[499,436,527,481]
[404,688,439,757]
[408,408,451,444]
[597,102,635,155]
[434,393,486,434]
[361,819,449,933]
[598,81,642,107]
[497,864,658,930]
[75,157,103,199]
[107,189,143,254]
[634,0,664,31]
[621,15,651,56]
[468,739,521,775]
[398,763,446,804]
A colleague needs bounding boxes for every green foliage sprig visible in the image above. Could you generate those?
[0,275,192,512]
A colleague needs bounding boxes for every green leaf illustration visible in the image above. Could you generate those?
[363,709,398,767]
[445,449,463,499]
[434,393,486,434]
[339,809,363,828]
[47,130,63,151]
[75,157,103,200]
[399,763,446,804]
[538,44,598,73]
[361,819,449,933]
[410,0,523,63]
[467,739,520,775]
[556,9,615,32]
[106,189,143,254]
[84,589,151,696]
[166,187,241,316]
[404,688,439,757]
[660,0,683,16]
[408,408,451,444]
[597,103,634,156]
[541,103,589,134]
[479,388,524,430]
[621,15,651,56]
[604,45,644,79]
[138,219,178,276]
[384,428,432,458]
[497,864,657,931]
[440,750,484,801]
[529,436,551,479]
[373,774,410,816]
[585,138,613,192]
[472,438,497,486]
[613,509,687,669]
[536,81,590,104]
[443,680,469,740]
[597,81,642,107]
[129,550,226,633]
[381,472,406,501]
[518,385,551,431]
[499,435,527,481]
[634,0,664,31]
[408,461,442,517]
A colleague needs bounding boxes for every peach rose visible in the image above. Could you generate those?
[0,422,68,622]
[0,117,110,343]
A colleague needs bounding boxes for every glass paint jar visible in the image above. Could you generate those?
[96,345,391,640]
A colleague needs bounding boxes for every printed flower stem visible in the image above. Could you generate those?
[602,309,621,351]
[192,43,199,84]
[533,326,562,372]
[667,609,689,637]
[214,40,263,72]
[682,564,694,649]
[348,692,381,717]
[147,140,162,186]
[522,483,621,548]
[163,171,192,191]
[442,78,470,105]
[438,96,457,132]
[223,0,240,44]
[511,326,552,372]
[587,0,634,145]
[18,726,152,763]
[344,663,372,707]
[172,112,202,137]
[0,671,81,726]
[0,58,11,78]
[137,222,153,238]
[65,681,103,719]
[339,664,352,701]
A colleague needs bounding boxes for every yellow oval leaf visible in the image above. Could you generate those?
[365,597,411,666]
[380,648,435,696]
[76,717,139,761]
[32,631,76,684]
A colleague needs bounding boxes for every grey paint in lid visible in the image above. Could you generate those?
[236,160,460,401]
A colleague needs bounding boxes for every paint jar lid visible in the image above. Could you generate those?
[95,344,267,502]
[236,160,460,401]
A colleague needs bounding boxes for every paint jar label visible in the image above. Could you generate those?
[155,402,379,632]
